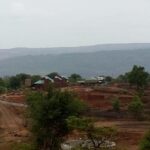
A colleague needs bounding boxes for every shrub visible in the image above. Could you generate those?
[112,98,120,112]
[12,143,35,150]
[140,130,150,150]
[0,86,6,94]
[128,95,144,119]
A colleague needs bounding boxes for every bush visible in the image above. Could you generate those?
[0,86,6,94]
[12,143,35,150]
[128,95,144,119]
[112,98,120,112]
[140,130,150,150]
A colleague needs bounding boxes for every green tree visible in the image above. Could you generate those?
[128,95,144,119]
[47,72,59,79]
[9,76,21,89]
[0,78,5,87]
[16,73,31,82]
[69,74,82,83]
[0,86,6,94]
[116,73,129,83]
[31,75,41,84]
[140,130,150,150]
[127,65,149,90]
[67,117,117,150]
[27,88,85,150]
[112,97,120,112]
[105,76,113,83]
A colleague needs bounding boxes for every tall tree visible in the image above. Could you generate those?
[27,88,85,150]
[47,72,59,79]
[127,65,149,90]
[69,73,82,83]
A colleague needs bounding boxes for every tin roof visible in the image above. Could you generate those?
[34,80,44,85]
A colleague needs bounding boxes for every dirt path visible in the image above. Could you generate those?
[0,102,28,147]
[0,103,22,130]
[0,100,27,107]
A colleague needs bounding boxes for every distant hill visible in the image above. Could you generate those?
[0,44,150,77]
[1,43,150,60]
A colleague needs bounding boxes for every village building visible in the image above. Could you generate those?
[32,76,54,90]
[32,75,68,90]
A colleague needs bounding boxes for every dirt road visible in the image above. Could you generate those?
[0,103,23,131]
[0,101,28,148]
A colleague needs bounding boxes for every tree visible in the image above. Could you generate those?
[27,88,85,150]
[9,76,21,89]
[0,86,6,94]
[128,95,144,119]
[127,65,149,90]
[67,117,117,150]
[112,97,120,112]
[31,75,41,83]
[105,76,113,83]
[116,73,129,83]
[16,73,31,87]
[140,130,150,150]
[47,72,59,79]
[0,78,5,87]
[69,74,82,83]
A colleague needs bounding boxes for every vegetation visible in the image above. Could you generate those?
[12,143,35,150]
[0,86,6,94]
[27,87,85,150]
[31,75,41,84]
[127,65,149,89]
[140,130,150,150]
[47,72,59,79]
[67,117,117,150]
[112,97,120,112]
[0,73,42,90]
[69,73,82,83]
[128,95,144,119]
[116,73,129,83]
[105,76,113,83]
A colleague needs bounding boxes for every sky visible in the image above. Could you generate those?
[0,0,150,48]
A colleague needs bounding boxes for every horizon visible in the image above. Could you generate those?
[1,42,150,50]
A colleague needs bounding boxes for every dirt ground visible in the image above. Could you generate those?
[95,120,150,150]
[64,85,150,150]
[0,85,149,150]
[0,102,28,150]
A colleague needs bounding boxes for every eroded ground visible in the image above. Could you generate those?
[0,85,149,150]
[0,101,28,150]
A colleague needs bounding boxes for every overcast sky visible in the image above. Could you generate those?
[0,0,150,48]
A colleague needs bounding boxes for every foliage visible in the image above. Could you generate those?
[47,72,59,79]
[12,143,35,150]
[105,76,113,83]
[16,73,31,84]
[140,130,150,150]
[128,95,144,119]
[27,88,85,150]
[67,117,117,150]
[0,78,5,86]
[69,73,82,83]
[116,73,129,83]
[112,97,120,112]
[0,86,6,94]
[127,65,149,90]
[9,76,21,89]
[31,75,41,83]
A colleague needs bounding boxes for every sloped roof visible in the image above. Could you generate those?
[42,76,54,82]
[34,80,44,85]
